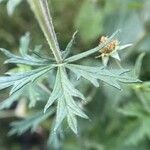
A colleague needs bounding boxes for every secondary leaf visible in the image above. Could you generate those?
[134,53,145,77]
[62,31,78,59]
[9,109,55,135]
[119,102,150,145]
[118,102,144,117]
[0,90,21,110]
[28,83,49,108]
[19,32,30,56]
[7,0,22,16]
[0,0,22,15]
[0,0,4,3]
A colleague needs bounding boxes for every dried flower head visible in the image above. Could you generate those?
[96,36,132,66]
[100,36,119,54]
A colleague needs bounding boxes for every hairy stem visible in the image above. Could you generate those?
[28,0,62,63]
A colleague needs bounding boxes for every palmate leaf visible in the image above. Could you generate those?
[9,108,55,135]
[66,64,140,90]
[44,66,88,134]
[0,65,55,95]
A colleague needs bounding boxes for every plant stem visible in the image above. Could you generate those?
[28,0,62,63]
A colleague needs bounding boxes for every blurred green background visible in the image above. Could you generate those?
[0,0,150,150]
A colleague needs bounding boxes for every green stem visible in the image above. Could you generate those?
[28,0,62,63]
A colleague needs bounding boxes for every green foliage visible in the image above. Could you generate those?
[0,0,149,149]
[75,0,103,42]
[0,32,54,95]
[44,66,88,134]
[65,30,120,63]
[0,0,22,16]
[0,90,21,110]
[0,29,140,136]
[134,53,145,77]
[0,35,51,66]
[62,31,78,60]
[9,108,55,135]
[66,64,140,89]
[118,96,150,145]
[0,65,54,94]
